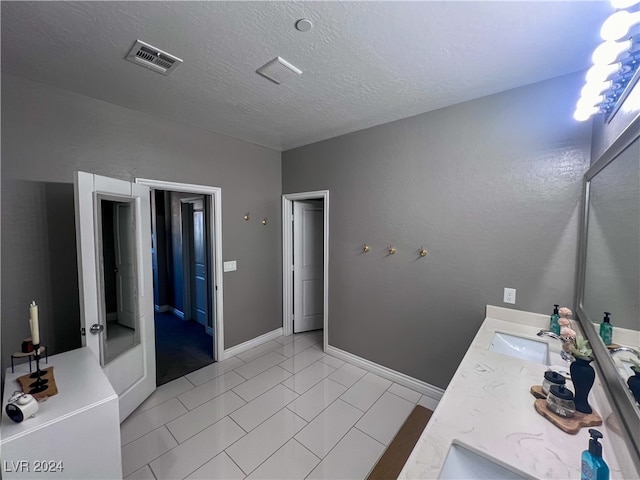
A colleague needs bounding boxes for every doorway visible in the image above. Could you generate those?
[136,178,224,385]
[282,191,329,351]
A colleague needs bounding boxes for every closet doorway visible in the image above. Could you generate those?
[136,179,224,386]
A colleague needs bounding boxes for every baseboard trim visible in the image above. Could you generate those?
[170,308,185,320]
[155,304,170,313]
[221,328,283,361]
[326,345,444,409]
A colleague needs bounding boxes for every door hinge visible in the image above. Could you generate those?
[81,327,86,336]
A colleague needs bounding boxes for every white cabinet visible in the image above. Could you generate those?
[1,347,122,479]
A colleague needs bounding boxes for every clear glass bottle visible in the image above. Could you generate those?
[542,370,566,395]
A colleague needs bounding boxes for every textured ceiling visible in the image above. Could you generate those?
[1,1,611,151]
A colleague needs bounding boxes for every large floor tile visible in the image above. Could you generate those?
[279,345,325,374]
[275,334,320,358]
[355,391,415,445]
[124,465,156,480]
[226,408,307,475]
[185,452,245,480]
[236,340,282,362]
[230,384,298,432]
[232,365,292,402]
[328,362,367,388]
[185,357,245,386]
[234,350,288,380]
[132,377,194,415]
[306,428,385,480]
[282,359,336,394]
[121,427,177,477]
[340,372,392,411]
[388,383,422,403]
[287,378,347,422]
[319,354,345,369]
[178,370,246,410]
[150,417,245,480]
[418,393,440,411]
[246,439,320,480]
[295,399,363,458]
[121,398,188,446]
[167,390,246,443]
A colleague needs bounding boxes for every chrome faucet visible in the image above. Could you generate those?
[537,330,574,362]
[609,346,640,358]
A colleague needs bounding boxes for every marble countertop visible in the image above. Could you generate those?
[399,305,640,480]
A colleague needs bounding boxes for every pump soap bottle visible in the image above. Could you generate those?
[581,429,609,480]
[550,304,560,335]
[599,312,613,346]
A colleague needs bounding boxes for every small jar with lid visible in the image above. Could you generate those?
[542,370,566,395]
[547,385,575,418]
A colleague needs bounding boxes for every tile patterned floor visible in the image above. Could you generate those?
[121,331,435,480]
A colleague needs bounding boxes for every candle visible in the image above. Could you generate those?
[29,301,40,346]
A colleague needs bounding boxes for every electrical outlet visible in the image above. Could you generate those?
[503,288,516,304]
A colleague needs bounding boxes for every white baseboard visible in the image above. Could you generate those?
[326,345,444,410]
[221,328,283,360]
[155,304,170,313]
[170,308,185,320]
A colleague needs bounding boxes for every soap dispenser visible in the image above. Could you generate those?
[581,429,609,480]
[599,312,613,346]
[550,304,560,335]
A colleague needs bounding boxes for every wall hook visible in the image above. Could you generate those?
[262,218,268,225]
[244,212,250,221]
[419,247,428,258]
[363,244,370,253]
[388,245,397,255]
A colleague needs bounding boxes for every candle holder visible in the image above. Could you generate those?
[28,345,49,394]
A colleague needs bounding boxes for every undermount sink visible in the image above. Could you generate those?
[439,442,530,479]
[489,332,549,365]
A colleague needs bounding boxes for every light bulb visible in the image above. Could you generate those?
[610,0,640,9]
[601,10,640,41]
[592,39,632,65]
[586,62,622,83]
[581,80,613,97]
[577,95,605,110]
[574,106,599,122]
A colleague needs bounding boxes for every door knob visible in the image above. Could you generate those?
[90,324,104,335]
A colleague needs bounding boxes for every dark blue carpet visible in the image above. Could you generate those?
[155,312,214,386]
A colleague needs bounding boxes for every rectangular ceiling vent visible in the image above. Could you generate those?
[126,40,183,76]
[257,57,302,85]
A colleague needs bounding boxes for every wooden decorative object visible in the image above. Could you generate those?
[534,399,602,435]
[530,385,547,399]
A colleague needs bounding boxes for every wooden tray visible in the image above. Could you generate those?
[534,399,602,435]
[530,385,546,399]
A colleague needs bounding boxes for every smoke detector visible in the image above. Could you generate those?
[256,57,302,84]
[125,40,183,76]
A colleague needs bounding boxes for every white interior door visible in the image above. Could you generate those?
[293,200,324,333]
[189,198,208,326]
[74,171,156,421]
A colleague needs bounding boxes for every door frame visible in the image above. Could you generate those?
[136,178,224,362]
[282,191,329,352]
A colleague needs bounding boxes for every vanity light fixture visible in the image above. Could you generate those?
[574,2,640,122]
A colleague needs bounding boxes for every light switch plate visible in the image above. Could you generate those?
[223,260,237,272]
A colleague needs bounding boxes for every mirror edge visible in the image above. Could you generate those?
[575,114,640,473]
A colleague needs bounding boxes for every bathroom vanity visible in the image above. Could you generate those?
[399,306,640,480]
[1,347,122,479]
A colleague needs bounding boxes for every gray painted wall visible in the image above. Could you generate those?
[1,73,282,375]
[283,72,592,389]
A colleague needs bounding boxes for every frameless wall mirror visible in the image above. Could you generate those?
[576,115,640,472]
[96,195,141,366]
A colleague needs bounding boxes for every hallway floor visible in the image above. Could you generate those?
[120,330,436,479]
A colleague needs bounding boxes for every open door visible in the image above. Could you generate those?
[74,171,156,421]
[293,200,324,333]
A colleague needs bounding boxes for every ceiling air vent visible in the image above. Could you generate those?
[125,40,183,76]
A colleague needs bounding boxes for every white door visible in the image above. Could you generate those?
[74,171,156,421]
[293,200,324,333]
[187,198,209,326]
